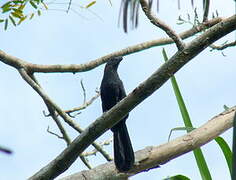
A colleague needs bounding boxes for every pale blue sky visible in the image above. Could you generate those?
[0,0,236,179]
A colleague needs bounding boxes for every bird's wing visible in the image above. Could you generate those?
[118,81,127,100]
[101,82,122,111]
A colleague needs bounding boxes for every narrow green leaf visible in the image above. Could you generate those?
[1,1,12,9]
[29,13,35,20]
[2,4,12,13]
[29,1,38,9]
[162,49,193,129]
[42,2,48,10]
[193,149,211,180]
[33,0,43,5]
[164,174,191,180]
[231,112,236,180]
[18,4,26,11]
[4,18,8,30]
[37,10,41,16]
[12,1,24,4]
[215,136,232,175]
[11,11,23,19]
[34,0,41,5]
[86,1,96,8]
[17,16,27,25]
[9,15,16,26]
[12,8,23,14]
[0,19,4,23]
[162,48,212,180]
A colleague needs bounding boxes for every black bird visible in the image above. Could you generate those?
[100,56,134,172]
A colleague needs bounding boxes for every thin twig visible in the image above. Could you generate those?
[21,70,94,169]
[47,126,64,139]
[28,73,71,146]
[0,18,222,73]
[67,0,72,13]
[82,137,113,157]
[80,79,86,104]
[46,101,71,146]
[80,156,92,169]
[210,40,236,50]
[65,91,100,116]
[139,0,185,50]
[18,68,112,162]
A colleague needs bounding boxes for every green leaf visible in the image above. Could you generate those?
[17,16,27,25]
[34,0,42,5]
[215,136,232,175]
[86,1,96,8]
[37,10,41,16]
[11,11,23,19]
[4,18,8,30]
[9,15,16,26]
[231,112,236,180]
[12,1,24,4]
[2,3,12,13]
[162,49,193,129]
[0,19,4,23]
[162,48,212,180]
[193,149,212,180]
[29,13,35,20]
[12,8,23,14]
[42,2,48,10]
[18,4,26,11]
[1,1,12,9]
[11,8,24,19]
[29,1,38,9]
[164,174,191,180]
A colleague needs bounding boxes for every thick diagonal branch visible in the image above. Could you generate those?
[60,106,235,180]
[29,14,236,180]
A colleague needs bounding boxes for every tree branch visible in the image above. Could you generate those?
[139,0,185,50]
[46,107,71,146]
[210,40,236,50]
[18,68,112,162]
[0,18,222,73]
[29,14,236,180]
[81,137,113,157]
[60,106,235,180]
[28,71,72,146]
[65,91,100,116]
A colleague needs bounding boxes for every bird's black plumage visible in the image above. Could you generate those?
[100,57,134,172]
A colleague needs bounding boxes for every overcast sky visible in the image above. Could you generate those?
[1,0,236,179]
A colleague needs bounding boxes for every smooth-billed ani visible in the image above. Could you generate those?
[100,56,134,172]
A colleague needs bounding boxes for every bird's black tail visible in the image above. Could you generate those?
[112,122,134,172]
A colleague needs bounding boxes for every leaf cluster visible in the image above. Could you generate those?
[0,0,47,30]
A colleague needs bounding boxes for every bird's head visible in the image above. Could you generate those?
[106,56,123,70]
